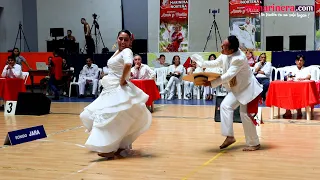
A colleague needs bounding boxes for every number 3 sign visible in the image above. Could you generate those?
[4,101,17,116]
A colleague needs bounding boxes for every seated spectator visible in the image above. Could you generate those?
[246,51,256,67]
[78,58,99,98]
[203,54,223,100]
[160,55,184,100]
[48,51,63,100]
[62,59,69,70]
[153,54,168,68]
[184,60,202,100]
[283,54,311,119]
[253,53,272,101]
[1,56,23,79]
[131,54,155,79]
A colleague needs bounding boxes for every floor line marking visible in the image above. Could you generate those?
[181,137,244,180]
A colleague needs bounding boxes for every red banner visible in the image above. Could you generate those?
[160,0,188,23]
[229,1,262,17]
[229,0,262,51]
[316,0,320,16]
[159,0,189,52]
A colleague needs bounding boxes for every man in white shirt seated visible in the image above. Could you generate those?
[131,54,155,79]
[153,54,168,68]
[1,56,23,79]
[283,54,311,119]
[78,58,99,98]
[253,53,272,101]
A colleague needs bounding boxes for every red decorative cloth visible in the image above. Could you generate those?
[247,95,263,126]
[0,78,26,101]
[316,81,320,101]
[130,79,160,106]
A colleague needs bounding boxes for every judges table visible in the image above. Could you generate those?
[0,78,26,101]
[316,81,320,100]
[266,80,319,120]
[130,79,160,112]
[28,70,73,93]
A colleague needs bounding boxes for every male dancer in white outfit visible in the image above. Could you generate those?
[191,35,262,151]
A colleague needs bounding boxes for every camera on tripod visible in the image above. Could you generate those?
[92,13,97,19]
[209,9,220,14]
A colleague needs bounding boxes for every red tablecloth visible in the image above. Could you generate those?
[265,80,319,109]
[316,81,320,100]
[0,78,26,101]
[131,79,160,106]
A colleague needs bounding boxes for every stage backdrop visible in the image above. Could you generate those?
[315,0,320,50]
[147,51,272,68]
[229,0,262,51]
[159,0,189,52]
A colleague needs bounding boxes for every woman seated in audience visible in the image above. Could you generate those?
[11,48,32,70]
[253,53,272,101]
[203,54,223,100]
[2,56,23,79]
[184,60,202,100]
[283,54,311,119]
[246,50,256,67]
[160,55,184,100]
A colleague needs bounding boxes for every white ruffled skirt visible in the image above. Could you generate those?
[80,75,152,153]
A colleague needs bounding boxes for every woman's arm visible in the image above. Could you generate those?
[120,48,134,85]
[21,56,32,70]
[121,64,131,85]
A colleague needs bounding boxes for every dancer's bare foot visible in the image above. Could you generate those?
[97,152,115,158]
[220,136,236,149]
[243,144,260,151]
[114,148,125,156]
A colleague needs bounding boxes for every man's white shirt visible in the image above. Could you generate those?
[131,64,155,79]
[2,64,23,79]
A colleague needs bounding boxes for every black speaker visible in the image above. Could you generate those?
[266,36,283,51]
[214,96,242,123]
[15,93,51,116]
[289,35,306,50]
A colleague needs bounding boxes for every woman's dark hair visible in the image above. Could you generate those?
[296,54,305,61]
[118,30,132,38]
[208,54,216,60]
[172,55,180,65]
[11,48,20,57]
[227,35,239,53]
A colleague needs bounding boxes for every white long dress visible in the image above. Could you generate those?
[80,48,152,153]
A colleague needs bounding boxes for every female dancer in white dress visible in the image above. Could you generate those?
[80,30,152,158]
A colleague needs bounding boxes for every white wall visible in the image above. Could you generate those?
[262,0,315,51]
[188,0,229,52]
[36,0,122,52]
[148,0,159,52]
[0,0,24,52]
[148,0,231,52]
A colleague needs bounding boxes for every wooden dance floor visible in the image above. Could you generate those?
[1,103,320,179]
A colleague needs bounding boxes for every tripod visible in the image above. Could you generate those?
[13,22,30,52]
[89,18,106,54]
[203,13,222,52]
